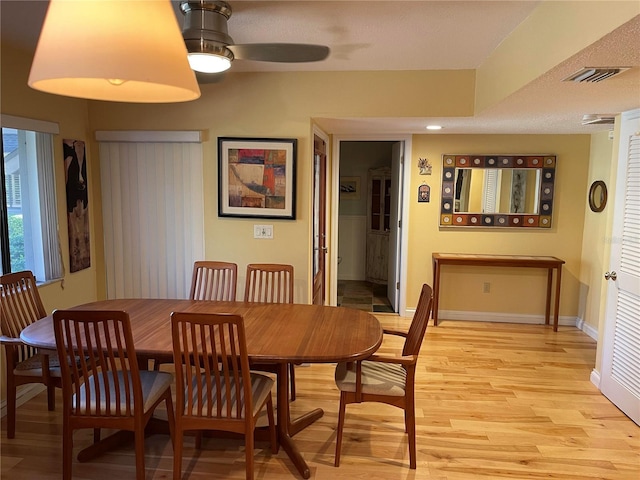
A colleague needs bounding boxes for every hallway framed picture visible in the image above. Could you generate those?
[218,137,297,219]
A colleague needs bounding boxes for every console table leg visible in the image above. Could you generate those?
[553,266,562,332]
[545,269,553,325]
[432,259,440,326]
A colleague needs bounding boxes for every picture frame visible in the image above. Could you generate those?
[218,137,297,219]
[339,176,360,200]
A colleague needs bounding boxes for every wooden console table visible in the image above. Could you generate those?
[432,253,565,331]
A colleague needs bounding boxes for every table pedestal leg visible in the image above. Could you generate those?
[277,362,323,479]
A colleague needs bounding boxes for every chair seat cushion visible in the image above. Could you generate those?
[14,351,63,377]
[335,361,406,397]
[72,370,173,415]
[183,371,274,418]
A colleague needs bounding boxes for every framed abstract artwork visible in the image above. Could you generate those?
[218,137,297,219]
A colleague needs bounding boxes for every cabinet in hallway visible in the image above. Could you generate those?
[366,167,391,284]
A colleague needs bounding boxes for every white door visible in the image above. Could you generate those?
[387,142,403,311]
[601,108,640,425]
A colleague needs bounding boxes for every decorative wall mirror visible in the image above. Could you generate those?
[588,180,607,212]
[440,154,556,228]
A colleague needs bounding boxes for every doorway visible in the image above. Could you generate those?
[330,135,411,315]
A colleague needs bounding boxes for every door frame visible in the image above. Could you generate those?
[329,134,412,316]
[312,126,329,305]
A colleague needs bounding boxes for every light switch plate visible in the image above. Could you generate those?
[254,224,273,239]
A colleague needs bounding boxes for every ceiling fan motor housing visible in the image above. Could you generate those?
[181,0,234,59]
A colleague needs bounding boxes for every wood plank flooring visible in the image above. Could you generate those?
[2,318,638,479]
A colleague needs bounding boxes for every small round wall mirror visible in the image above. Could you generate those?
[588,180,608,212]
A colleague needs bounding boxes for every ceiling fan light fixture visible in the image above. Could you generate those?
[188,52,233,73]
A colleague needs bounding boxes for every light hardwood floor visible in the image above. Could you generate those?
[2,317,638,479]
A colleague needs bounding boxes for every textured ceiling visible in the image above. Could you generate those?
[1,1,639,134]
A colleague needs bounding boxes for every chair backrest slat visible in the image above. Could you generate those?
[190,261,238,301]
[1,271,47,362]
[172,312,252,421]
[53,309,142,418]
[403,284,434,357]
[244,264,294,304]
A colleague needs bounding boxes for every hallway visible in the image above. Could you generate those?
[337,280,394,313]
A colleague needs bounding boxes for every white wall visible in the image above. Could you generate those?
[338,215,367,280]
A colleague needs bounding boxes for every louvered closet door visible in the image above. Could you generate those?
[601,109,640,425]
[99,139,204,299]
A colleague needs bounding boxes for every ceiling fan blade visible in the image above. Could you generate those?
[228,43,330,63]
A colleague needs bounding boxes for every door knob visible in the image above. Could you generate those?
[604,271,617,281]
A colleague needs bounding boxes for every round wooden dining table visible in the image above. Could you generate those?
[20,299,383,479]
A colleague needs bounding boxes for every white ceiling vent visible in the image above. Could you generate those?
[564,67,630,83]
[582,114,615,126]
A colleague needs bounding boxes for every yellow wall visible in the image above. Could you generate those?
[578,132,615,334]
[406,135,590,317]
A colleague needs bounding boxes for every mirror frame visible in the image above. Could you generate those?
[588,180,607,212]
[440,154,556,228]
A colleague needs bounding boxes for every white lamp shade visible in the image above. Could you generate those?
[28,0,201,103]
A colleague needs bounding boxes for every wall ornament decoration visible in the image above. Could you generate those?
[418,157,432,175]
[418,183,430,202]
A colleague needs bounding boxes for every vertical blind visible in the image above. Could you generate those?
[35,132,64,280]
[99,139,204,299]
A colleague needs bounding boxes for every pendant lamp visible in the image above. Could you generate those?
[28,0,200,103]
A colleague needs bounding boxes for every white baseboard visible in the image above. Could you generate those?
[424,310,601,340]
[590,368,601,389]
[438,310,576,326]
[0,384,46,419]
[575,317,599,341]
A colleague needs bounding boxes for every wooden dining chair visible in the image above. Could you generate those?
[244,263,297,400]
[52,309,175,480]
[150,261,239,371]
[190,260,238,301]
[0,270,61,439]
[334,283,433,469]
[171,311,277,480]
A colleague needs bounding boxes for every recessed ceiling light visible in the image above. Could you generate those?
[426,125,442,130]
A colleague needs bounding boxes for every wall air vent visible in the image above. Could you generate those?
[564,67,630,83]
[582,114,615,126]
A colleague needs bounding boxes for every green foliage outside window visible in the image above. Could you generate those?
[8,214,25,272]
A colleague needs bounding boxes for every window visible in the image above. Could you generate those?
[1,115,63,281]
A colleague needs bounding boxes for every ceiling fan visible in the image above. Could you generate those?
[179,1,330,83]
